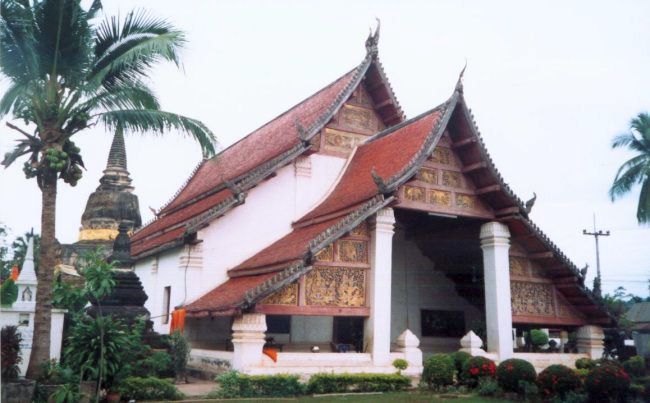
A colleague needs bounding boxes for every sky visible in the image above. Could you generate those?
[1,0,649,296]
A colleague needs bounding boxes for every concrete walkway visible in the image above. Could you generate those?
[176,378,217,397]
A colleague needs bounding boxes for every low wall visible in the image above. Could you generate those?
[188,348,232,375]
[513,352,588,373]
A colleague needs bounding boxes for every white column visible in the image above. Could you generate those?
[231,313,267,370]
[364,207,395,366]
[480,221,513,360]
[576,325,604,358]
[294,156,312,218]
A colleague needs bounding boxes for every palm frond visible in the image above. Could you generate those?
[0,0,39,82]
[630,112,650,149]
[637,177,650,224]
[609,154,650,200]
[90,9,184,87]
[99,109,216,157]
[0,80,30,118]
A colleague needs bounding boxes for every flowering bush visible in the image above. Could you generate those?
[449,351,471,376]
[461,356,496,385]
[422,354,455,389]
[584,364,630,402]
[537,364,581,399]
[622,356,645,378]
[495,358,536,393]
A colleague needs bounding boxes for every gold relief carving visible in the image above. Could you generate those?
[324,129,365,152]
[404,185,426,203]
[341,105,375,131]
[511,281,555,316]
[428,190,452,207]
[305,266,365,307]
[417,168,437,184]
[509,256,528,277]
[530,263,546,278]
[337,239,368,263]
[456,194,476,209]
[315,244,334,262]
[430,147,451,165]
[349,221,369,237]
[442,170,462,188]
[261,282,298,305]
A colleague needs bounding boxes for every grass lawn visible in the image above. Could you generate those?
[184,392,502,402]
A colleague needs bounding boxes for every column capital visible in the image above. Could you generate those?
[371,207,396,232]
[480,221,510,244]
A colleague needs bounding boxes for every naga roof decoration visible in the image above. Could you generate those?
[185,74,613,323]
[130,27,404,259]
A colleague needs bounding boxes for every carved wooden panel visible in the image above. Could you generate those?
[417,168,437,184]
[511,281,555,316]
[349,221,369,237]
[340,105,377,132]
[404,185,426,202]
[323,128,366,152]
[261,282,298,305]
[442,170,462,188]
[455,193,477,209]
[315,244,334,262]
[509,256,528,277]
[530,262,546,278]
[430,147,451,165]
[305,266,365,307]
[337,240,368,263]
[429,189,452,207]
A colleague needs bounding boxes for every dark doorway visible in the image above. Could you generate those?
[332,317,364,352]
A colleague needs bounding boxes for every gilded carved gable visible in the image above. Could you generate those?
[261,282,298,305]
[305,266,365,307]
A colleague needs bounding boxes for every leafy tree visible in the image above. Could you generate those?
[11,231,40,272]
[0,224,10,280]
[609,112,650,224]
[0,0,216,377]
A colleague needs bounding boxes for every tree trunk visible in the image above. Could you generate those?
[25,174,57,379]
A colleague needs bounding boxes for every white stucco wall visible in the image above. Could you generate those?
[134,153,346,334]
[391,228,483,353]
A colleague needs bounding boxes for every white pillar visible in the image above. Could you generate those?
[231,313,267,370]
[576,325,604,358]
[480,221,513,360]
[364,207,395,366]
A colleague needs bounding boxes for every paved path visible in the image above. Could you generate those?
[176,378,217,397]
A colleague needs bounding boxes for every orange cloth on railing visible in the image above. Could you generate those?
[263,347,278,362]
[170,308,186,334]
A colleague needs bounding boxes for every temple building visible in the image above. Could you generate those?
[59,129,142,270]
[129,29,612,376]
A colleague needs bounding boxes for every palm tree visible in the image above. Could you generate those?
[1,0,216,377]
[609,112,650,224]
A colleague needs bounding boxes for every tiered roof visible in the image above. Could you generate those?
[130,28,403,259]
[184,75,613,324]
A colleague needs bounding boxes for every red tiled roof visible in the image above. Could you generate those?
[161,68,358,214]
[185,273,275,314]
[299,109,441,223]
[130,68,360,258]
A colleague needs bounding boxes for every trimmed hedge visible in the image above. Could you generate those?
[306,373,410,394]
[449,351,471,375]
[495,358,536,393]
[116,376,183,401]
[422,354,455,389]
[575,357,595,370]
[530,329,549,347]
[215,371,304,398]
[584,364,631,402]
[537,364,581,399]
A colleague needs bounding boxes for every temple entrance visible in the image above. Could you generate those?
[390,208,487,354]
[333,317,364,352]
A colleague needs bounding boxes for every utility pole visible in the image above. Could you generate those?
[582,214,610,297]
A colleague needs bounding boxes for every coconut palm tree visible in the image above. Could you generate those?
[0,0,216,377]
[609,112,650,224]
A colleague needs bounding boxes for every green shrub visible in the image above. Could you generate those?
[49,384,80,403]
[422,354,455,389]
[595,358,623,370]
[550,391,587,403]
[0,279,18,306]
[392,358,408,373]
[169,330,190,379]
[623,356,645,378]
[495,358,536,393]
[575,357,595,370]
[530,329,549,347]
[584,364,630,402]
[306,373,410,394]
[1,325,22,380]
[134,350,174,377]
[461,356,496,385]
[215,371,304,398]
[449,351,471,375]
[476,377,501,396]
[116,376,183,401]
[537,364,581,399]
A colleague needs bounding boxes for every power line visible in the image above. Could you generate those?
[582,213,610,297]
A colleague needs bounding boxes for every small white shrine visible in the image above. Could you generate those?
[0,237,65,376]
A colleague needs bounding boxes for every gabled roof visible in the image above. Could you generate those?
[185,78,614,324]
[130,29,404,259]
[627,301,650,324]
